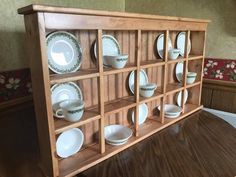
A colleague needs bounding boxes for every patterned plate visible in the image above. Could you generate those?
[94,35,121,67]
[47,31,82,74]
[51,82,83,116]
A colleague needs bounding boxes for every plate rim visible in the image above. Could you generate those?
[93,34,121,66]
[156,33,173,59]
[131,103,148,125]
[46,31,83,74]
[51,82,83,117]
[176,89,188,107]
[176,31,191,57]
[128,69,149,94]
[175,61,184,83]
[56,128,84,158]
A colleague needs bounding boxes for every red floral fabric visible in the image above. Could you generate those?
[203,58,236,82]
[0,68,32,102]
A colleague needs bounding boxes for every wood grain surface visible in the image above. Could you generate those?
[78,111,236,177]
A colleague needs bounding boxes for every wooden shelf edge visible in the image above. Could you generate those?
[58,104,202,177]
[140,60,165,69]
[188,55,203,61]
[167,58,186,64]
[55,111,101,134]
[103,66,137,76]
[50,71,99,85]
[186,81,201,89]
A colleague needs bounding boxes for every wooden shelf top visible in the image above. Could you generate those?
[54,108,100,134]
[18,4,210,23]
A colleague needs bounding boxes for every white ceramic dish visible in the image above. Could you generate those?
[157,104,182,117]
[129,69,149,94]
[139,83,157,97]
[187,72,197,84]
[106,140,128,146]
[168,48,180,60]
[103,54,128,69]
[165,113,181,119]
[94,35,121,67]
[175,89,188,107]
[177,32,191,57]
[46,31,82,74]
[156,33,172,59]
[131,103,148,125]
[56,128,84,158]
[175,62,184,82]
[104,124,133,144]
[51,82,83,117]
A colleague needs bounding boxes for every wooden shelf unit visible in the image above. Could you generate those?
[18,4,209,177]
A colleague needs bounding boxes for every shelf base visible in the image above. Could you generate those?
[58,104,202,177]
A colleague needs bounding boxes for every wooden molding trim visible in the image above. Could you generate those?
[203,79,236,92]
[0,96,33,111]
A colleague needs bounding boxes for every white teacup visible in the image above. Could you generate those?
[140,83,157,97]
[104,54,128,69]
[55,100,85,122]
[168,49,180,60]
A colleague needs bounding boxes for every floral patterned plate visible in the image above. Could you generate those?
[51,82,83,117]
[47,31,82,74]
[94,35,121,67]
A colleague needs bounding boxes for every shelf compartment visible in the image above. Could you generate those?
[139,87,163,104]
[54,108,100,134]
[164,104,202,123]
[104,96,136,115]
[186,81,201,89]
[103,64,137,76]
[188,55,203,61]
[167,57,186,64]
[50,69,99,85]
[165,83,183,95]
[140,60,165,69]
[59,115,189,177]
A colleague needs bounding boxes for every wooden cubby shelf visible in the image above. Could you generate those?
[104,96,136,115]
[188,55,203,61]
[19,4,209,177]
[54,109,100,134]
[140,60,165,69]
[139,87,163,104]
[50,69,99,84]
[103,64,137,76]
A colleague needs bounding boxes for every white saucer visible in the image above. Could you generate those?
[177,32,191,57]
[175,62,184,83]
[131,103,148,125]
[156,33,172,59]
[175,89,188,107]
[51,82,83,116]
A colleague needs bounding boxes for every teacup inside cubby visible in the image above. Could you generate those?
[187,59,203,84]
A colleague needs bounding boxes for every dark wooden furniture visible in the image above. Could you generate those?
[0,105,235,177]
[202,79,236,113]
[18,4,209,176]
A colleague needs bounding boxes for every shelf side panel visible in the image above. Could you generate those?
[24,13,58,176]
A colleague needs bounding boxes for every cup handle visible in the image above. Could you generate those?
[55,108,64,118]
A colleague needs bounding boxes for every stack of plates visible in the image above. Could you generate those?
[158,104,182,118]
[104,124,133,146]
